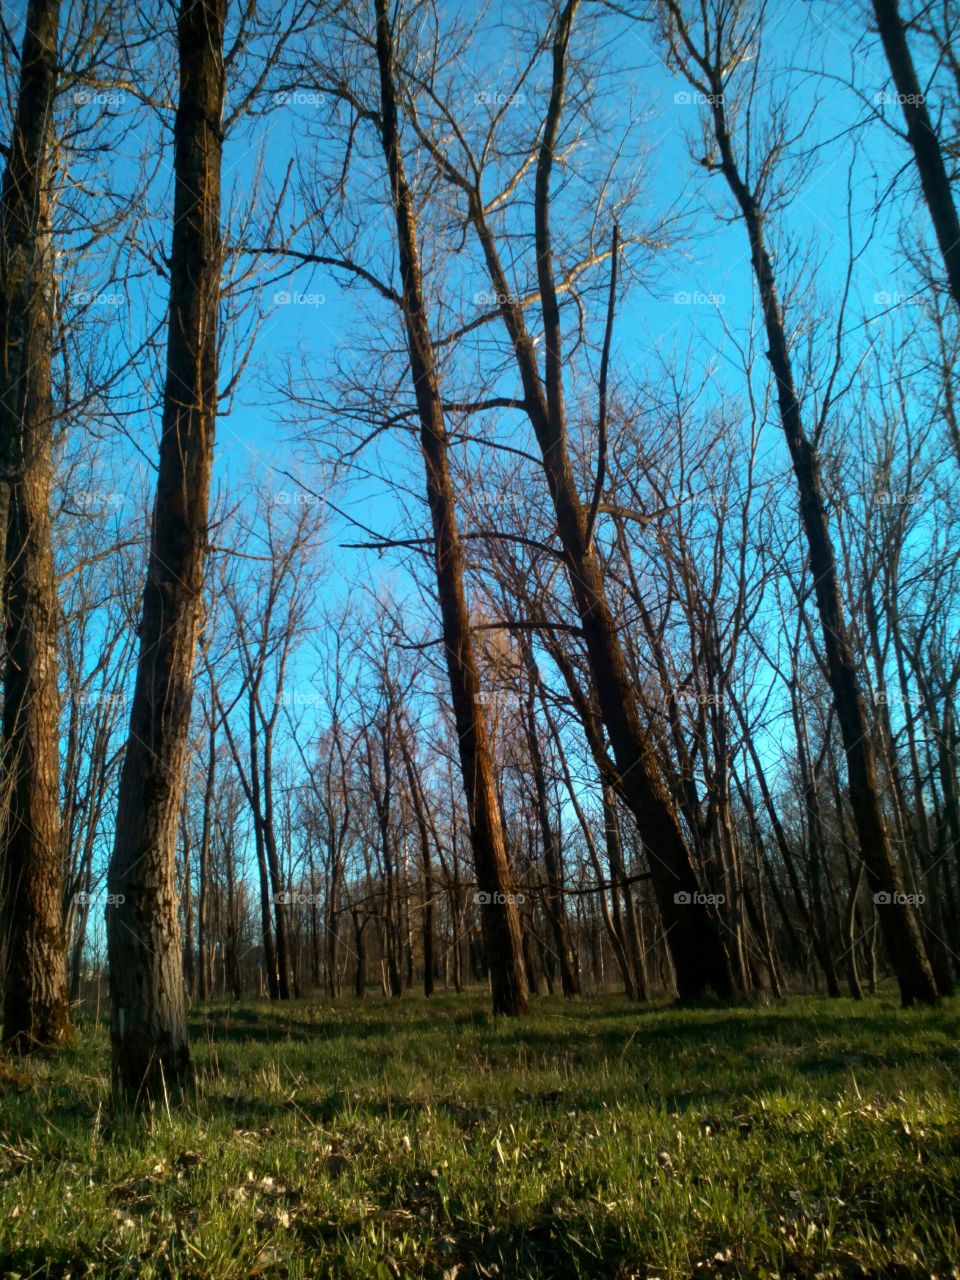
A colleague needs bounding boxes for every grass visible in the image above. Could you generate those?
[0,992,958,1278]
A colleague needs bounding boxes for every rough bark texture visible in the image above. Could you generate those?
[106,0,225,1096]
[872,0,960,308]
[374,0,529,1015]
[0,0,70,1053]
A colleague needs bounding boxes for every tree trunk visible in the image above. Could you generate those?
[871,0,960,307]
[455,2,736,1000]
[0,0,70,1054]
[106,0,225,1097]
[706,90,938,1005]
[197,716,216,1001]
[373,0,528,1014]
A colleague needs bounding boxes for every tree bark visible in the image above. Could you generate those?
[872,0,960,307]
[0,0,70,1053]
[106,0,225,1097]
[373,0,528,1014]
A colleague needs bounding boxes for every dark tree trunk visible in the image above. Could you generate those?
[197,718,216,1002]
[705,83,938,1005]
[352,910,366,998]
[519,636,579,996]
[0,0,70,1054]
[399,729,435,996]
[180,816,195,999]
[374,0,528,1015]
[455,2,736,1001]
[106,0,225,1097]
[871,0,960,307]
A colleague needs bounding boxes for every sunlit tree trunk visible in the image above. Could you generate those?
[0,0,70,1053]
[373,0,528,1014]
[106,0,225,1097]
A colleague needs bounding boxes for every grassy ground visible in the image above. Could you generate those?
[0,992,957,1278]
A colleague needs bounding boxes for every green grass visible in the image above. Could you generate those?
[0,992,958,1278]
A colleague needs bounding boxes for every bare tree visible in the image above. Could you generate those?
[0,0,70,1052]
[107,0,226,1096]
[369,0,529,1014]
[659,0,939,1004]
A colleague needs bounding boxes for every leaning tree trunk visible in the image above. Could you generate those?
[0,0,70,1053]
[871,0,960,308]
[373,0,528,1014]
[106,0,225,1097]
[700,73,938,1005]
[456,0,738,1000]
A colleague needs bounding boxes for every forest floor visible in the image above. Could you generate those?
[0,992,957,1279]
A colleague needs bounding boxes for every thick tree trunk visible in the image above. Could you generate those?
[373,0,528,1014]
[106,0,225,1097]
[871,0,960,307]
[0,0,70,1054]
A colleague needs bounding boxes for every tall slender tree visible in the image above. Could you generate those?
[0,0,70,1052]
[372,0,529,1014]
[106,0,226,1096]
[660,0,938,1005]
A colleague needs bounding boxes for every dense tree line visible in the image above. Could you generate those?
[0,0,957,1098]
